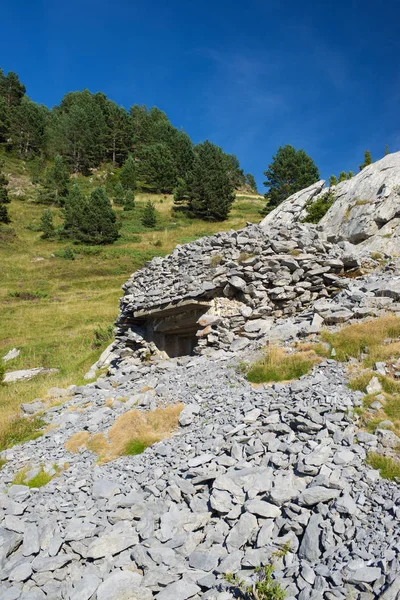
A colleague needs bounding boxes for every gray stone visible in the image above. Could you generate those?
[155,579,201,600]
[96,571,147,600]
[299,514,322,562]
[298,486,341,506]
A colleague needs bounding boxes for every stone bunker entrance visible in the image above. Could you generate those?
[132,300,212,358]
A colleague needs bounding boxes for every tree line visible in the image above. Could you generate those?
[0,68,257,218]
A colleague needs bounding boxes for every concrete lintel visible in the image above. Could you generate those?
[133,299,211,320]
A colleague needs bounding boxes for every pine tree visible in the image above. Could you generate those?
[338,171,347,183]
[141,200,157,228]
[359,150,372,171]
[384,145,389,156]
[0,166,10,224]
[186,141,236,221]
[329,175,337,187]
[63,184,86,238]
[263,145,319,212]
[40,209,55,239]
[347,171,353,179]
[9,96,47,157]
[123,190,135,211]
[139,143,177,193]
[44,155,70,204]
[245,173,258,193]
[113,182,125,206]
[63,186,119,244]
[173,177,189,204]
[0,70,26,107]
[120,155,136,191]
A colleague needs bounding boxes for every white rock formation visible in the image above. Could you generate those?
[260,151,400,256]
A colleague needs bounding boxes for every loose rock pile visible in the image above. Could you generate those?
[1,351,400,600]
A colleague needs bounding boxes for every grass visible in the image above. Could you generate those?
[65,403,183,463]
[320,316,400,365]
[0,162,264,440]
[12,465,55,488]
[366,453,400,481]
[124,439,150,455]
[0,458,6,469]
[246,346,320,384]
[0,416,46,451]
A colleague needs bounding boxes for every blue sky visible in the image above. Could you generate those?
[1,0,399,189]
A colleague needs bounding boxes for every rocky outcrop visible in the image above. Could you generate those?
[260,151,400,256]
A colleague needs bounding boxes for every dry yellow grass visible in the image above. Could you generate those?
[320,315,400,365]
[65,404,183,463]
[64,431,91,453]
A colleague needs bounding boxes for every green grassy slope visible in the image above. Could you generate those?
[0,156,264,428]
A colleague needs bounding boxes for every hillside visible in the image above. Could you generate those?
[0,178,399,598]
[0,152,264,426]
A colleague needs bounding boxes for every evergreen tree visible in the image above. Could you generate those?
[263,145,319,212]
[0,70,26,107]
[245,173,258,193]
[185,141,236,221]
[338,171,347,183]
[0,166,10,223]
[384,145,389,156]
[113,182,125,206]
[359,150,372,171]
[63,186,118,244]
[173,131,195,180]
[48,90,107,173]
[347,171,353,179]
[173,177,189,204]
[139,143,177,193]
[123,190,135,211]
[9,96,47,157]
[120,155,136,191]
[44,155,70,204]
[40,209,55,239]
[329,175,337,187]
[141,200,157,228]
[63,184,86,238]
[105,100,129,165]
[224,153,245,188]
[0,97,10,144]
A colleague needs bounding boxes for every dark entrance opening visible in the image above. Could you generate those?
[132,300,211,358]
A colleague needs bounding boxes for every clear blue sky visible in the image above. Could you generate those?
[1,0,399,189]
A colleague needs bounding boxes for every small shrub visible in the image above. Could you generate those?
[141,200,157,228]
[0,362,5,384]
[367,453,400,481]
[302,190,336,224]
[224,560,287,600]
[153,240,162,247]
[55,246,75,260]
[0,457,6,469]
[247,347,319,384]
[0,416,46,451]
